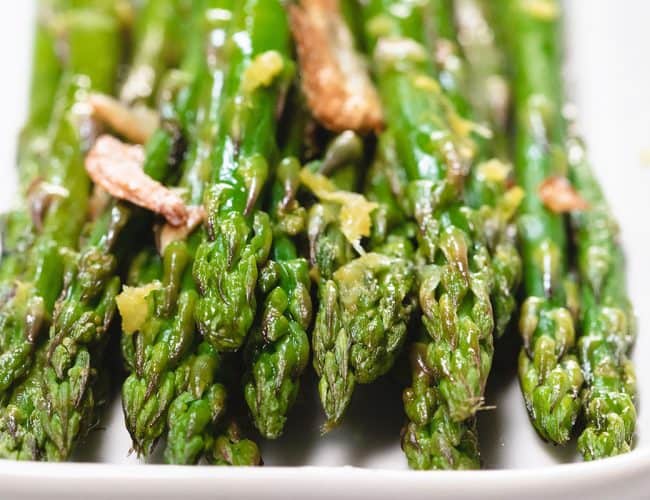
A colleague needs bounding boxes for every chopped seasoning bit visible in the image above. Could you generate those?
[447,111,493,140]
[242,51,285,93]
[501,186,526,220]
[374,36,428,68]
[157,205,206,254]
[522,0,559,21]
[300,168,378,254]
[538,176,589,213]
[413,75,441,93]
[85,135,191,226]
[477,159,511,183]
[289,0,383,133]
[88,93,159,144]
[116,282,161,334]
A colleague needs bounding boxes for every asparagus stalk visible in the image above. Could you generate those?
[26,1,194,461]
[192,0,293,352]
[289,2,416,430]
[496,0,583,445]
[303,133,370,428]
[120,0,233,457]
[243,100,312,439]
[568,132,636,459]
[166,0,296,455]
[307,132,417,430]
[120,0,180,106]
[207,419,262,466]
[428,0,523,402]
[163,340,228,464]
[0,5,123,403]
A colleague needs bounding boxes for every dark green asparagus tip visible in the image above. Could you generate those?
[314,248,416,429]
[244,257,311,439]
[194,184,273,352]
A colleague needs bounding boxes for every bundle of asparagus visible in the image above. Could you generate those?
[0,0,635,469]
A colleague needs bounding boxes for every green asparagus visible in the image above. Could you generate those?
[243,101,312,439]
[0,4,125,460]
[568,132,636,459]
[308,133,417,430]
[192,0,293,352]
[496,0,584,445]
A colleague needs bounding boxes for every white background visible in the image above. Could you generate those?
[0,1,648,498]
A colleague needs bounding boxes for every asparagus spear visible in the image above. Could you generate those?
[567,132,636,460]
[361,0,514,469]
[0,6,122,403]
[496,0,583,445]
[166,0,296,455]
[207,419,262,466]
[163,341,227,464]
[0,0,186,461]
[301,133,370,428]
[120,0,233,457]
[427,0,523,406]
[288,1,416,429]
[120,0,181,106]
[243,101,312,439]
[306,132,417,430]
[192,0,293,353]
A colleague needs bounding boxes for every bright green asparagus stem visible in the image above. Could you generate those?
[0,0,188,460]
[192,0,293,353]
[496,0,583,445]
[3,1,66,290]
[304,133,366,429]
[18,0,66,191]
[121,0,232,457]
[167,0,295,456]
[0,7,122,404]
[243,106,312,439]
[454,0,512,161]
[18,2,193,460]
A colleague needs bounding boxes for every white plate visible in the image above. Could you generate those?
[0,1,649,499]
